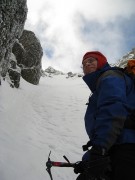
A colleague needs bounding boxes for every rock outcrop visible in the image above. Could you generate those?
[44,66,64,75]
[12,30,43,85]
[118,48,135,68]
[0,0,27,77]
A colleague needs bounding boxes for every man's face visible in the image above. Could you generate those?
[82,57,98,75]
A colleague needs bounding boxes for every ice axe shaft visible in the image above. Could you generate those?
[47,160,75,167]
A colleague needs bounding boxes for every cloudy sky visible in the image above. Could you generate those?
[25,0,135,72]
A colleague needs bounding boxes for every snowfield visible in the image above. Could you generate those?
[0,75,89,180]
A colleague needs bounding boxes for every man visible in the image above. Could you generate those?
[74,51,135,180]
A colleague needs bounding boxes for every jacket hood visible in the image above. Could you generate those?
[83,63,111,92]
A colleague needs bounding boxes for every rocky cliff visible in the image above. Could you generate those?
[0,0,27,76]
[0,0,43,86]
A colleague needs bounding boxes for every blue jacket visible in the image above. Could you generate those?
[83,63,135,153]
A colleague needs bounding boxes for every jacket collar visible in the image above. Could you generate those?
[83,63,111,92]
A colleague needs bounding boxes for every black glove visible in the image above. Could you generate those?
[74,146,111,179]
[124,111,135,129]
[74,161,89,174]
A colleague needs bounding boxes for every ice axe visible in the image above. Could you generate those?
[46,151,110,180]
[46,151,75,180]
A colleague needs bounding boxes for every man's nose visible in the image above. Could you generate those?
[85,62,91,67]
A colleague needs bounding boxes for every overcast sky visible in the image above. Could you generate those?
[25,0,135,72]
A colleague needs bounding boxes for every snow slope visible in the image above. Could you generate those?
[0,75,89,180]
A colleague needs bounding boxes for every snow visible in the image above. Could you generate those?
[0,75,89,180]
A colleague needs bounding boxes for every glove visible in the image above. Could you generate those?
[124,111,135,129]
[74,146,111,179]
[74,161,89,174]
[88,146,111,179]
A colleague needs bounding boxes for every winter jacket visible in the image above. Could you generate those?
[83,63,135,153]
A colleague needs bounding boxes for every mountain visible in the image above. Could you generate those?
[42,66,83,78]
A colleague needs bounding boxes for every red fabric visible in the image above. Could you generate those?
[82,51,107,70]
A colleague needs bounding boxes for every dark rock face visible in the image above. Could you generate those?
[12,30,43,85]
[0,0,27,76]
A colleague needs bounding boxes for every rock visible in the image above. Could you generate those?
[67,72,76,78]
[78,74,83,77]
[44,66,64,75]
[40,69,47,77]
[8,58,21,88]
[0,0,27,77]
[12,30,43,85]
[118,48,135,68]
